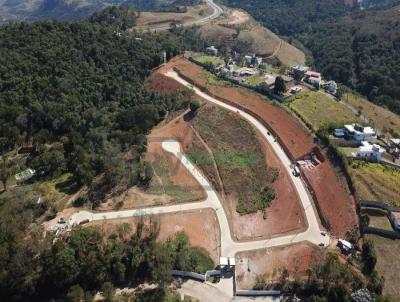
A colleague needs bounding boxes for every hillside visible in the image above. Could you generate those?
[0,0,195,22]
[222,0,400,115]
[197,8,305,66]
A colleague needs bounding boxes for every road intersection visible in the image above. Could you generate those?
[69,70,330,258]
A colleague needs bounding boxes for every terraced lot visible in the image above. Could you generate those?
[343,93,400,138]
[289,91,359,132]
[348,161,400,207]
[191,104,279,215]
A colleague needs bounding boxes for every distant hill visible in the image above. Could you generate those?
[223,0,400,115]
[196,9,305,66]
[0,0,198,23]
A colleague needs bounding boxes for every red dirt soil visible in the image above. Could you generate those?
[235,242,324,290]
[145,72,185,95]
[147,113,206,202]
[154,57,357,237]
[167,58,315,160]
[302,161,357,237]
[89,208,220,263]
[227,130,307,240]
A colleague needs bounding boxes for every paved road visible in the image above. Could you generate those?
[70,71,330,257]
[139,0,223,31]
[163,71,330,253]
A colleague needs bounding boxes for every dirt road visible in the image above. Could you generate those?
[143,0,223,31]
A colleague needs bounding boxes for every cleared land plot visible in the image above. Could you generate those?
[135,4,213,27]
[192,54,224,66]
[302,161,357,236]
[189,104,306,240]
[89,209,220,263]
[235,243,324,290]
[348,161,400,207]
[366,234,400,300]
[289,91,359,132]
[145,72,186,95]
[169,58,315,159]
[191,104,278,215]
[343,94,400,138]
[160,58,356,237]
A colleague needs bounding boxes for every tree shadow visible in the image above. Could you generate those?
[55,175,80,195]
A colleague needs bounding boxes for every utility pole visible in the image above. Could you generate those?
[163,51,167,65]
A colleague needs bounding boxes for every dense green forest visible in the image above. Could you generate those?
[0,14,205,200]
[223,0,400,115]
[0,186,213,300]
[0,8,212,301]
[0,0,201,23]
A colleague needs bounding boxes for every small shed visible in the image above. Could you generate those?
[15,168,36,183]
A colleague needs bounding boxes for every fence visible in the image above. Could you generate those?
[362,227,400,239]
[235,290,281,297]
[170,269,221,282]
[173,67,315,162]
[187,56,284,102]
[359,200,399,212]
[173,66,337,232]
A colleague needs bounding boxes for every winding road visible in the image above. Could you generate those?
[141,0,223,31]
[69,70,330,258]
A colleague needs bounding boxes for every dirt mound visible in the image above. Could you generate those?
[223,10,249,25]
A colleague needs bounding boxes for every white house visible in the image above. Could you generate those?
[233,67,258,77]
[205,46,218,56]
[344,124,376,142]
[353,141,385,162]
[304,71,322,88]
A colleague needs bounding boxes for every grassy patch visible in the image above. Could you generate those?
[193,54,224,66]
[289,91,359,132]
[337,147,358,157]
[366,234,400,300]
[191,105,278,215]
[348,160,400,207]
[245,75,266,86]
[343,93,400,138]
[147,155,197,203]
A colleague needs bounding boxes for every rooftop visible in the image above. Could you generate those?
[344,124,375,136]
[359,141,385,153]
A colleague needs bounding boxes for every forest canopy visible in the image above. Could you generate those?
[223,0,400,115]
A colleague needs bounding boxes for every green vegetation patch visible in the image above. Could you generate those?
[343,94,400,138]
[191,105,278,215]
[289,91,359,132]
[147,156,198,203]
[193,54,224,66]
[348,161,400,207]
[366,234,400,300]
